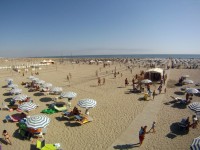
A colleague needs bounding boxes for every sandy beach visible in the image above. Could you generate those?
[0,58,199,150]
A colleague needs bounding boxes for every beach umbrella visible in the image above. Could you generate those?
[77,98,97,115]
[18,102,37,112]
[182,75,190,78]
[10,88,22,95]
[190,136,200,150]
[186,88,199,94]
[141,79,152,84]
[25,114,50,129]
[188,102,200,112]
[32,78,39,82]
[60,91,77,99]
[7,84,18,88]
[42,83,53,88]
[183,79,194,84]
[28,76,35,80]
[36,80,45,85]
[13,94,28,101]
[51,87,63,93]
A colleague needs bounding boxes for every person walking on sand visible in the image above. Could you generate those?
[2,130,12,145]
[98,77,101,86]
[125,78,129,87]
[138,126,148,146]
[148,121,156,133]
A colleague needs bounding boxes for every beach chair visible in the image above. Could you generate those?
[75,115,93,125]
[4,115,18,122]
[54,105,67,112]
[36,140,58,150]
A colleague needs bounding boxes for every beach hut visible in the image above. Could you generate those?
[144,68,163,82]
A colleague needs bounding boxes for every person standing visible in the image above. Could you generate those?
[139,126,148,146]
[125,78,129,87]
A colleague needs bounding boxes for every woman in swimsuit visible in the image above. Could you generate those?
[2,130,12,145]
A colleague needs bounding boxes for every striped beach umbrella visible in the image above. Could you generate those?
[42,83,53,88]
[51,87,63,93]
[190,136,200,150]
[13,94,28,101]
[18,102,37,112]
[183,79,194,84]
[60,91,77,99]
[141,79,152,84]
[186,88,199,94]
[188,102,200,112]
[7,84,18,88]
[10,88,22,95]
[77,99,97,115]
[25,114,50,129]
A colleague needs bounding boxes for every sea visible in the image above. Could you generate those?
[46,54,200,59]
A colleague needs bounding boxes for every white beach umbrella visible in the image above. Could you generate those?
[42,83,53,88]
[186,88,199,94]
[190,136,200,150]
[188,102,200,112]
[51,87,63,93]
[36,80,45,85]
[25,114,50,129]
[183,79,194,84]
[18,102,37,112]
[10,88,22,95]
[13,94,28,101]
[141,79,152,84]
[7,84,18,88]
[77,98,97,115]
[60,91,77,99]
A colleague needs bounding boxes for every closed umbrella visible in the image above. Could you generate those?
[186,88,199,94]
[25,114,50,129]
[13,94,28,101]
[188,102,200,112]
[190,136,200,150]
[77,98,97,115]
[18,102,37,112]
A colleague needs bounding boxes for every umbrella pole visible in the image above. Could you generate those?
[85,109,89,115]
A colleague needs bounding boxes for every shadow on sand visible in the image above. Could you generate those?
[3,93,11,96]
[171,103,187,109]
[166,122,189,139]
[65,121,80,127]
[174,91,185,95]
[113,143,140,149]
[0,138,8,145]
[4,97,12,102]
[34,92,44,96]
[40,97,52,102]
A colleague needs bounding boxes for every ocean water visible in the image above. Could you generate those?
[51,54,200,59]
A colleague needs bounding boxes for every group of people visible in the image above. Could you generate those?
[182,115,198,131]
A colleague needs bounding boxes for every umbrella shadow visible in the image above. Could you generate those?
[55,116,66,121]
[168,122,189,136]
[164,99,178,105]
[12,129,24,140]
[30,144,37,150]
[4,97,12,102]
[171,103,187,109]
[138,97,145,101]
[117,86,125,88]
[65,121,81,127]
[174,91,185,95]
[113,143,140,149]
[2,85,7,88]
[40,97,52,102]
[34,92,44,96]
[3,93,11,96]
[166,133,177,139]
[0,137,8,145]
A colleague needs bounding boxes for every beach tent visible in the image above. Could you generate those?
[144,68,163,82]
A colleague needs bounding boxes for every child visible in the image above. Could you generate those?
[148,121,156,133]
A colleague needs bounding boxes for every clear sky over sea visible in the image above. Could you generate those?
[0,0,200,57]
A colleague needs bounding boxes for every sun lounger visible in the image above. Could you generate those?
[75,115,93,125]
[54,105,67,112]
[36,140,59,150]
[4,115,18,122]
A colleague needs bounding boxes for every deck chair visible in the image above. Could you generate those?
[36,140,57,150]
[54,105,67,112]
[4,115,18,122]
[75,115,93,125]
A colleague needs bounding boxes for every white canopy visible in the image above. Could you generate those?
[145,68,163,76]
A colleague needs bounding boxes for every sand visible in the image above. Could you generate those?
[0,58,199,150]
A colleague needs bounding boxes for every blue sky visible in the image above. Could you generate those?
[0,0,200,57]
